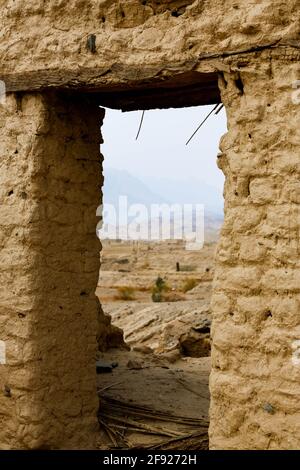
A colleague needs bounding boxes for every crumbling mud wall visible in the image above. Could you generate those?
[210,59,300,449]
[0,0,299,95]
[0,0,299,450]
[0,93,104,448]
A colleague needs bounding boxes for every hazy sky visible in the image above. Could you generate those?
[101,105,227,190]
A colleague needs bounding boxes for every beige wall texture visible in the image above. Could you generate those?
[0,0,299,91]
[210,60,300,450]
[0,0,299,450]
[0,93,104,448]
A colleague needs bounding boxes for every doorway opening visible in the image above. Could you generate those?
[95,81,227,449]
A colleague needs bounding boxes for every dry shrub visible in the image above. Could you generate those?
[151,277,184,302]
[180,264,196,272]
[136,286,151,292]
[114,286,136,301]
[182,278,199,293]
[152,276,170,302]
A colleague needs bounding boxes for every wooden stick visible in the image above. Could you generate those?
[98,381,123,394]
[149,430,208,449]
[175,377,210,400]
[99,418,119,447]
[100,396,209,426]
[101,413,181,437]
[135,110,145,140]
[185,103,220,145]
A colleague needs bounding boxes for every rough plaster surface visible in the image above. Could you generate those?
[210,62,300,449]
[0,0,299,92]
[0,93,104,449]
[0,0,299,450]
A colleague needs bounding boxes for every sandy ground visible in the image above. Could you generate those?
[97,350,210,449]
[96,240,216,449]
[97,239,215,303]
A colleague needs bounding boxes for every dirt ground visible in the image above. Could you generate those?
[96,240,216,449]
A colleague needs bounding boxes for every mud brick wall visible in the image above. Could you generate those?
[0,1,299,90]
[0,93,104,449]
[210,60,300,449]
[0,0,299,450]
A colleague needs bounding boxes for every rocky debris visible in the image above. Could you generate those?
[97,309,130,352]
[180,328,211,358]
[98,241,214,360]
[96,360,118,374]
[158,310,211,357]
[132,345,153,354]
[104,300,210,354]
[159,349,182,364]
[126,359,143,370]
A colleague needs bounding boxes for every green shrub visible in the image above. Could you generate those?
[151,276,171,302]
[152,291,162,302]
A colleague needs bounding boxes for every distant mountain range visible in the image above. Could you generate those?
[103,168,169,208]
[101,168,223,242]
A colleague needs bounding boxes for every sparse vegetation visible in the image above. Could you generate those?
[115,286,136,301]
[152,292,163,302]
[136,286,151,292]
[182,278,199,293]
[151,276,170,302]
